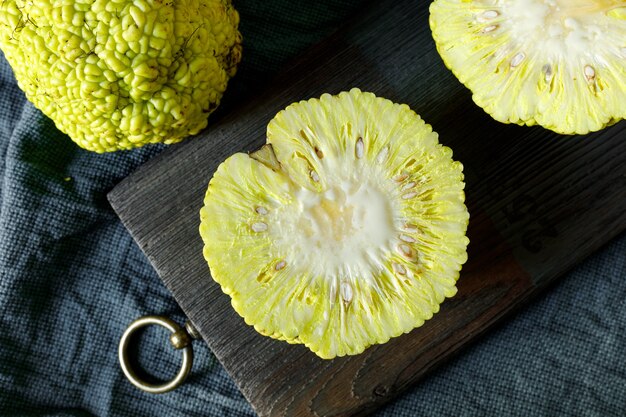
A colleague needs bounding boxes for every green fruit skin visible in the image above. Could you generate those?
[0,0,242,152]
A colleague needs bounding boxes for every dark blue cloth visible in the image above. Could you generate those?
[0,1,625,416]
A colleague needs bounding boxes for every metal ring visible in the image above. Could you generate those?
[119,316,193,394]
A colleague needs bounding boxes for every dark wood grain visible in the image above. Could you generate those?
[107,0,626,416]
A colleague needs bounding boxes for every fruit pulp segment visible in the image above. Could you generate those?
[200,89,469,359]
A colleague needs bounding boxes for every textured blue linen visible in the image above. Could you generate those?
[0,1,625,416]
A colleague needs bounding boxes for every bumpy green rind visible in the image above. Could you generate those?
[0,0,242,152]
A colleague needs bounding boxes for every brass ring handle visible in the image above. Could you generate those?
[119,316,199,394]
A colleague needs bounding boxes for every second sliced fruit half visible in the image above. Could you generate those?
[430,0,626,135]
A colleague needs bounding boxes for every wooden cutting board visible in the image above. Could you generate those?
[107,1,626,416]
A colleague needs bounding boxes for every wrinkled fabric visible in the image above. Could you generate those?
[0,1,624,416]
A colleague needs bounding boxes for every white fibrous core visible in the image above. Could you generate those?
[271,167,400,284]
[504,0,614,55]
[478,0,624,79]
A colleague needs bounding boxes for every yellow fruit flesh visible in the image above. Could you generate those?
[0,0,241,152]
[200,89,469,359]
[430,0,626,134]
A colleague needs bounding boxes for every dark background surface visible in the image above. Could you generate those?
[0,0,625,416]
